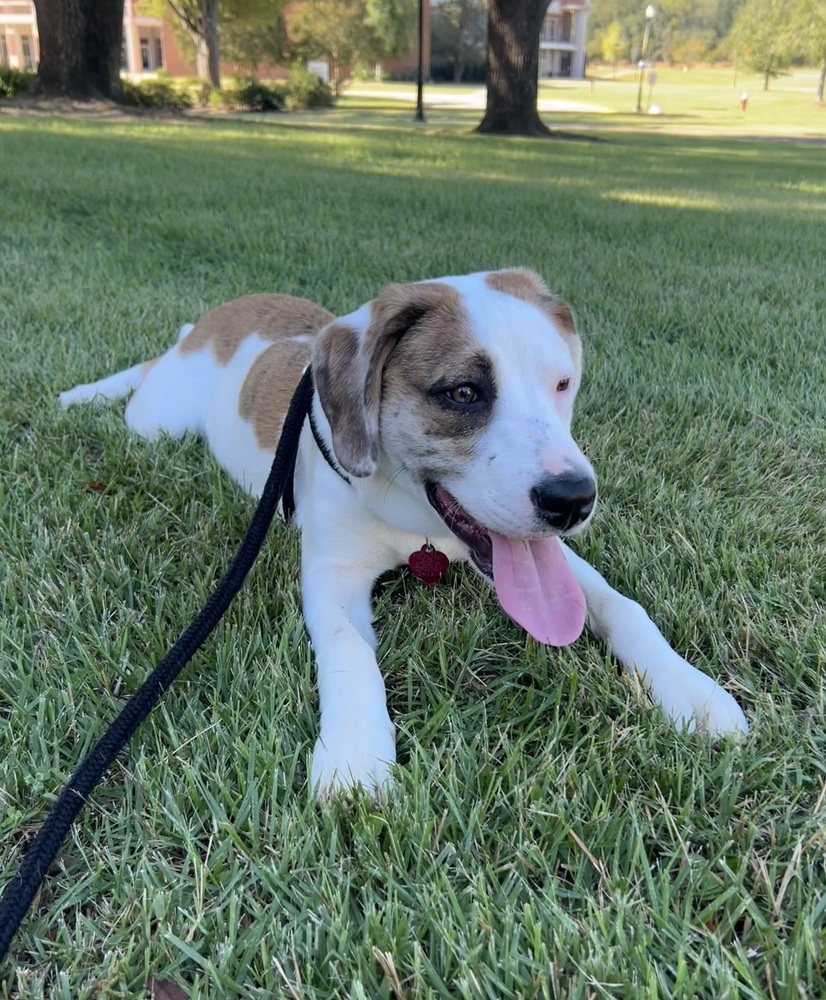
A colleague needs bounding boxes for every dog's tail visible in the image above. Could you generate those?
[59,324,194,408]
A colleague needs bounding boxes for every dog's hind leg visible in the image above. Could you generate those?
[560,542,748,738]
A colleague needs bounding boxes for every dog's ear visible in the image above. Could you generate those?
[313,282,457,477]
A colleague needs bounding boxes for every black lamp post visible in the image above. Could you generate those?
[634,5,655,114]
[415,0,425,121]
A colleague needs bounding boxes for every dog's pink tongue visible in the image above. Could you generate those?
[491,533,586,646]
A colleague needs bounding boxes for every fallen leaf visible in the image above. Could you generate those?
[85,481,107,493]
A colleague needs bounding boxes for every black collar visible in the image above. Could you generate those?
[308,407,351,486]
[281,378,350,521]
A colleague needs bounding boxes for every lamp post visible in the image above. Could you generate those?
[634,5,655,114]
[415,0,425,121]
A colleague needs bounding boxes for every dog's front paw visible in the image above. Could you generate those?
[654,664,748,739]
[311,726,396,798]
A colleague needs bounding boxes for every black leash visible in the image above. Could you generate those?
[0,365,316,966]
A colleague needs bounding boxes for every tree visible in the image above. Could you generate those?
[795,0,826,104]
[476,0,551,136]
[32,0,124,98]
[289,0,413,93]
[587,0,746,67]
[599,19,627,75]
[363,0,418,77]
[729,0,794,90]
[168,0,222,86]
[430,0,487,83]
[289,0,367,94]
[221,1,289,77]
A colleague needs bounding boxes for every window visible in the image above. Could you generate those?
[121,38,127,70]
[21,35,33,70]
[140,37,150,70]
[0,36,8,67]
[153,36,163,68]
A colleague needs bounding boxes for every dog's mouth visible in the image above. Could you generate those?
[425,481,586,647]
[425,481,493,578]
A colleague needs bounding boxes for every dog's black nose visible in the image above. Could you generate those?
[531,474,596,532]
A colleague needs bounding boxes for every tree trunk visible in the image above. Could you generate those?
[194,34,209,81]
[476,0,550,136]
[187,0,220,88]
[818,53,825,105]
[33,0,124,99]
[205,0,220,89]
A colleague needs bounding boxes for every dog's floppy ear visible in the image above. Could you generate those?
[313,281,458,478]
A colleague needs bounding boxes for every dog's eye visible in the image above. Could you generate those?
[445,384,479,405]
[556,378,571,392]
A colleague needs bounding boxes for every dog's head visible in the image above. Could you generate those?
[313,269,596,643]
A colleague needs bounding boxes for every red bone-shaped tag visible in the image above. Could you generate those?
[408,544,450,585]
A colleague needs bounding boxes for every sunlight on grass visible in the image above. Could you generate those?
[604,187,826,214]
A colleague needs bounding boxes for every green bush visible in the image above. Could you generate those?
[194,81,214,108]
[236,80,284,111]
[120,79,193,111]
[284,66,334,110]
[208,80,285,112]
[208,86,237,110]
[0,66,34,98]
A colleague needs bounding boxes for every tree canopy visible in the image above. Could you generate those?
[730,0,794,90]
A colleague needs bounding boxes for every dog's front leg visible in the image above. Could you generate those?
[301,554,396,796]
[560,543,748,737]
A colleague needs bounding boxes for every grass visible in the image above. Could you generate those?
[0,109,825,998]
[337,66,826,137]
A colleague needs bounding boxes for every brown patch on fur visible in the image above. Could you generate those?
[141,357,158,377]
[485,269,581,372]
[313,283,468,478]
[180,294,333,365]
[380,292,487,469]
[239,339,314,450]
[364,282,465,416]
[485,268,547,306]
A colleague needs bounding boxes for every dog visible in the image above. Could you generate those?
[60,269,748,793]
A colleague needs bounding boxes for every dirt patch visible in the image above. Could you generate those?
[0,95,187,121]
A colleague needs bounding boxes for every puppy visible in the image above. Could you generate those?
[61,269,748,792]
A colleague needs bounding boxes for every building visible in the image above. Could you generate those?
[122,0,169,75]
[539,0,590,79]
[2,1,588,85]
[0,1,39,70]
[1,1,206,78]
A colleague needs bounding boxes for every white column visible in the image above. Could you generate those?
[123,0,137,74]
[573,7,590,78]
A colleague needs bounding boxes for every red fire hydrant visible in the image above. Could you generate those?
[740,91,748,111]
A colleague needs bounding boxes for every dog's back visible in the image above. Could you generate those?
[61,293,333,494]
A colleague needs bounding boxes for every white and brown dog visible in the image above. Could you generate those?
[61,269,748,793]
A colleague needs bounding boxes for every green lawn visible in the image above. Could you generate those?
[1,112,825,998]
[338,67,826,136]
